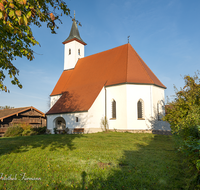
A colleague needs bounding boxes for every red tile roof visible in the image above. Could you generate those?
[47,44,166,115]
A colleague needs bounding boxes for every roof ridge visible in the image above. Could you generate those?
[126,44,129,82]
[132,47,154,84]
[0,106,45,120]
[83,44,128,60]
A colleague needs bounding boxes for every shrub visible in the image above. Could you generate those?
[100,116,109,132]
[163,72,200,133]
[4,125,24,137]
[175,128,200,189]
[31,126,47,135]
[19,122,32,131]
[61,127,69,134]
[22,129,37,136]
[65,127,69,134]
[179,125,200,140]
[46,129,51,134]
[163,72,200,188]
[53,127,57,134]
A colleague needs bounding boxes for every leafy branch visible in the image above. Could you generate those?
[0,0,70,92]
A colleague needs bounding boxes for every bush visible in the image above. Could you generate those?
[175,126,200,189]
[53,127,57,134]
[179,125,200,140]
[19,122,32,131]
[31,126,47,135]
[61,127,69,134]
[163,72,200,133]
[46,129,51,134]
[163,72,200,188]
[22,129,38,136]
[100,116,109,132]
[4,125,24,137]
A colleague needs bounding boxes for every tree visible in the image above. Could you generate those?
[0,0,71,92]
[163,71,200,133]
[100,116,109,132]
[0,105,14,109]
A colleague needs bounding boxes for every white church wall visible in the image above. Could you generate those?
[152,85,165,116]
[47,112,88,134]
[50,94,62,108]
[64,40,84,70]
[150,86,171,131]
[106,84,127,130]
[86,87,105,131]
[47,84,171,133]
[126,84,152,130]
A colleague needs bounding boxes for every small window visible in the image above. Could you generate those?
[137,99,144,119]
[76,117,78,122]
[78,49,80,55]
[112,99,116,119]
[69,48,71,55]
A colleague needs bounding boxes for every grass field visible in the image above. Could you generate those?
[0,132,190,189]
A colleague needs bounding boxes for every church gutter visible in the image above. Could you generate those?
[105,82,166,89]
[104,81,108,126]
[105,86,107,120]
[150,85,153,117]
[46,110,88,115]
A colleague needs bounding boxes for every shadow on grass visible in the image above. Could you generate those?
[0,134,86,155]
[37,134,188,190]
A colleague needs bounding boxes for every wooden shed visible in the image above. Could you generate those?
[0,106,46,136]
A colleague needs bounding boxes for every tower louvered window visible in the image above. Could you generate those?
[137,100,144,119]
[112,100,116,119]
[69,49,71,55]
[78,49,80,55]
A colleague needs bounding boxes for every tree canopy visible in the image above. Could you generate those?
[163,71,200,133]
[0,105,14,109]
[0,0,71,92]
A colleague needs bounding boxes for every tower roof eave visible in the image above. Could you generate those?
[62,38,87,45]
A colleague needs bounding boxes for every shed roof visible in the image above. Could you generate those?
[47,43,166,115]
[0,106,45,121]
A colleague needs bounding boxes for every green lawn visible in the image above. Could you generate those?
[0,132,190,189]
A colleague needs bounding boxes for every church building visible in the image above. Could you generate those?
[46,16,171,134]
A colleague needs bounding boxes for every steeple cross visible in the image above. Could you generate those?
[74,10,75,19]
[128,36,130,43]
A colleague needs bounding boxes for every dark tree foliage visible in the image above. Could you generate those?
[163,71,200,133]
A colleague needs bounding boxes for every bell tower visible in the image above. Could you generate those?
[62,12,86,70]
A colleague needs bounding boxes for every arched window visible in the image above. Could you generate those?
[78,49,80,55]
[112,99,116,119]
[69,48,71,55]
[137,99,144,119]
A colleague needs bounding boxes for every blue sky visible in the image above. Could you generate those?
[1,0,200,113]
